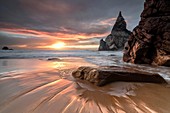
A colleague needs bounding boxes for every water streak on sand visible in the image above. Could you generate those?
[0,69,170,113]
[0,51,170,113]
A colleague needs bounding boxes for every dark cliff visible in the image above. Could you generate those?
[123,0,170,66]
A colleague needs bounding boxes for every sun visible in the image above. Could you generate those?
[51,42,66,49]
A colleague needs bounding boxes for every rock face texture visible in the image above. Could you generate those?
[123,0,170,66]
[99,11,131,51]
[72,66,166,86]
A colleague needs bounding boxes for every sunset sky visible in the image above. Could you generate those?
[0,0,143,50]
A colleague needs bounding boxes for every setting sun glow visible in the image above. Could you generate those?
[51,42,66,49]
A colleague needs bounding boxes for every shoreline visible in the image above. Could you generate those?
[0,57,170,113]
[0,57,97,73]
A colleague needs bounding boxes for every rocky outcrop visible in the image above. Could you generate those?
[98,11,131,51]
[123,0,170,66]
[72,66,166,86]
[2,46,13,50]
[98,39,108,50]
[47,58,61,61]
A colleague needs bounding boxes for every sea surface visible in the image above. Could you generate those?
[0,50,170,113]
[0,50,122,72]
[0,50,169,80]
[0,50,121,59]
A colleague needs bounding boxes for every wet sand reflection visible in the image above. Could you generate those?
[0,58,170,113]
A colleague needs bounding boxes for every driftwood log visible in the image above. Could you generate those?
[72,66,167,86]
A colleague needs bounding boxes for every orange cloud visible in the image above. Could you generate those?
[98,17,117,26]
[0,28,108,40]
[86,17,117,27]
[0,27,108,50]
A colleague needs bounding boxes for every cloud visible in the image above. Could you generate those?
[0,27,108,49]
[0,0,144,50]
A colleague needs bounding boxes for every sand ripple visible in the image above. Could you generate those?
[0,69,170,113]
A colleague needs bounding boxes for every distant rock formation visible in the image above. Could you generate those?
[98,11,131,51]
[2,46,13,50]
[123,0,170,66]
[99,39,108,50]
[47,58,61,61]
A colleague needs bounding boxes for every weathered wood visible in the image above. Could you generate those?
[72,66,167,86]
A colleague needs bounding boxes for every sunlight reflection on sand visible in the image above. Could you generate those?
[0,58,170,113]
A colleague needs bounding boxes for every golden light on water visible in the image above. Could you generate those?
[51,42,66,49]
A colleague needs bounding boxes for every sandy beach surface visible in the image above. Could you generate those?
[0,57,170,113]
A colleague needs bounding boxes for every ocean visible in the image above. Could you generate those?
[0,50,122,59]
[0,50,169,80]
[0,50,170,113]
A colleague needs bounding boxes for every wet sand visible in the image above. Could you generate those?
[0,58,170,113]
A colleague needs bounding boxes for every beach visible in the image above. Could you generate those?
[0,50,170,113]
[1,0,169,112]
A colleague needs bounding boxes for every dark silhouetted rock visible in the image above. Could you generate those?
[99,11,131,51]
[72,66,166,86]
[2,46,13,50]
[98,39,108,51]
[47,58,61,61]
[123,0,170,66]
[2,46,9,50]
[111,11,129,32]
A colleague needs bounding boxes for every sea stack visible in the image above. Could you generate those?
[123,0,170,66]
[98,11,131,51]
